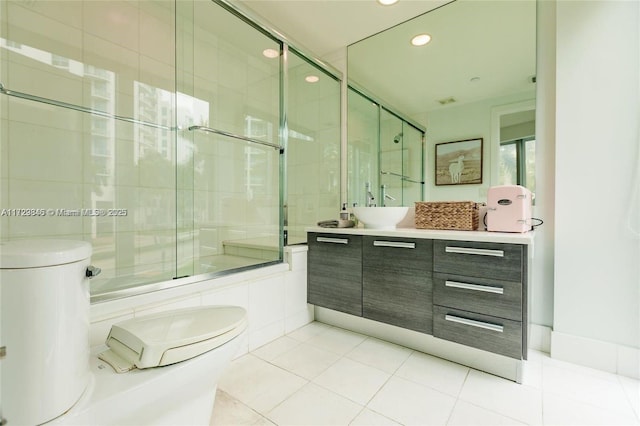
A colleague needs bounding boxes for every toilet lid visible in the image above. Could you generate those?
[99,305,247,372]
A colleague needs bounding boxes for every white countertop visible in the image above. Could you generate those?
[306,226,535,245]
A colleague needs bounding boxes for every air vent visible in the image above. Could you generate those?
[437,97,456,105]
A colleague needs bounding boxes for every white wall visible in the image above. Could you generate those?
[552,0,639,376]
[531,0,557,334]
[413,91,535,203]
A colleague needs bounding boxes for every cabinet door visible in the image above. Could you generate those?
[307,233,363,316]
[362,236,433,334]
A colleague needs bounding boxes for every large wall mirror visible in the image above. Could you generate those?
[347,0,536,204]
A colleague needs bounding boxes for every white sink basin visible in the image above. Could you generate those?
[352,207,409,230]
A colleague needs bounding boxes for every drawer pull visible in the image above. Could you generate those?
[445,280,504,295]
[316,237,349,244]
[373,240,416,249]
[445,314,504,333]
[445,246,504,257]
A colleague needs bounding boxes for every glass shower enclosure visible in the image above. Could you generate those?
[0,0,341,300]
[348,86,425,208]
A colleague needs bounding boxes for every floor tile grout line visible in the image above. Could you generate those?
[616,375,640,422]
[232,322,640,426]
[540,356,640,422]
[259,329,405,425]
[213,389,274,426]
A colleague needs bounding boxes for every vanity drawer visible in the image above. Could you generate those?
[433,273,522,321]
[433,240,523,281]
[433,305,522,359]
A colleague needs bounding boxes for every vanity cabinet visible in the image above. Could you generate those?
[362,236,433,334]
[432,240,527,359]
[307,232,363,316]
[307,230,530,365]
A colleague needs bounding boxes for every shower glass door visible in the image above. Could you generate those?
[176,0,283,278]
[379,108,403,206]
[348,87,425,207]
[286,50,341,244]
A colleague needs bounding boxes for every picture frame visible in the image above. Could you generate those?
[435,138,483,185]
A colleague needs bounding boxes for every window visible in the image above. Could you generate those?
[499,137,535,193]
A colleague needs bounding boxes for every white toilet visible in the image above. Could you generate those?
[0,239,247,426]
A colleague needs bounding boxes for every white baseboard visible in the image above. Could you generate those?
[529,323,552,353]
[551,330,640,379]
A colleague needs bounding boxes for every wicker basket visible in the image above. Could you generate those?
[414,201,481,231]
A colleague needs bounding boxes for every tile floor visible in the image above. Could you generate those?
[213,321,640,426]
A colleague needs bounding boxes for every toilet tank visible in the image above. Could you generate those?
[1,239,92,426]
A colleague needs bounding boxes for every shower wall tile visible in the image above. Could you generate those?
[7,0,83,30]
[193,36,218,81]
[175,7,195,75]
[9,120,83,183]
[3,0,294,298]
[9,96,83,132]
[0,178,8,239]
[219,47,250,93]
[7,179,84,238]
[136,187,176,229]
[82,32,137,81]
[0,118,7,179]
[139,1,175,67]
[6,61,83,107]
[6,2,83,63]
[139,157,176,189]
[0,1,7,33]
[215,85,246,136]
[139,55,176,97]
[82,1,140,53]
[113,232,137,269]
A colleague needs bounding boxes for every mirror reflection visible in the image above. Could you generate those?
[347,0,536,202]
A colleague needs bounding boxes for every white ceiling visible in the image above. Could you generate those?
[237,0,537,119]
[238,0,449,57]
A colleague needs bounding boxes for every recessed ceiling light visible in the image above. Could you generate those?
[305,75,320,83]
[378,0,399,5]
[262,48,279,59]
[411,34,431,46]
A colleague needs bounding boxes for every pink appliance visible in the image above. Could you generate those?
[486,185,533,233]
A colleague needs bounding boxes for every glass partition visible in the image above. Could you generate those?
[176,0,283,279]
[286,50,341,244]
[347,88,380,207]
[0,0,341,301]
[347,87,424,207]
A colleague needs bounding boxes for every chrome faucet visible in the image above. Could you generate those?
[365,182,376,207]
[381,184,396,206]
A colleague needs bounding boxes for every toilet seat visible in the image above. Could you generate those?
[99,305,247,373]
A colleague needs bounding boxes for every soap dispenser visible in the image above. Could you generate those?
[340,203,349,220]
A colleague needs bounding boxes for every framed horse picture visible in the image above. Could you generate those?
[435,138,483,185]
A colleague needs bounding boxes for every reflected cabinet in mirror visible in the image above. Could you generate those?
[347,0,536,203]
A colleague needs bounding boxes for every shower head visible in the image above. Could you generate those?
[393,133,402,144]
